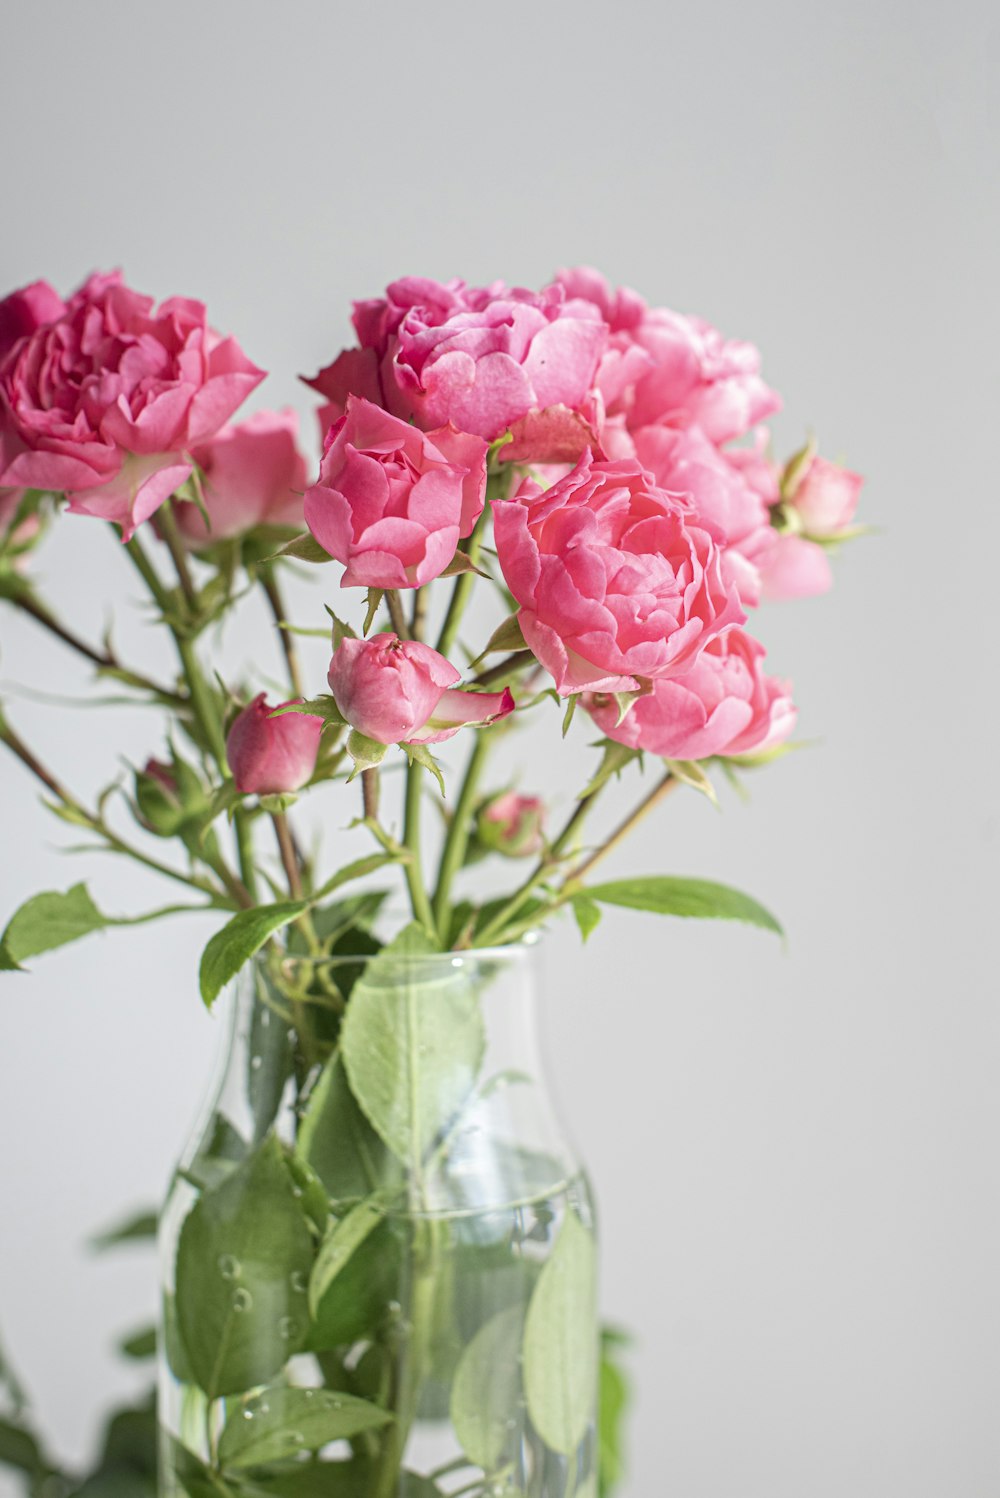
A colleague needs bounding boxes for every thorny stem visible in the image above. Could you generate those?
[362,767,380,823]
[470,649,534,689]
[261,569,304,698]
[156,500,198,610]
[8,589,184,704]
[385,590,410,640]
[409,586,427,642]
[563,770,678,886]
[271,812,303,900]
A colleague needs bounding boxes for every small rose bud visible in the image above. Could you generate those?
[134,754,209,837]
[787,455,862,538]
[226,694,324,795]
[476,791,546,858]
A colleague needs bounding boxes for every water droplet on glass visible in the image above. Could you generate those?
[242,1409,254,1421]
[451,956,464,968]
[218,1255,240,1280]
[258,1401,270,1416]
[250,1055,263,1071]
[387,1299,402,1317]
[278,1315,299,1340]
[232,1287,253,1313]
[290,1270,308,1294]
[260,1009,271,1028]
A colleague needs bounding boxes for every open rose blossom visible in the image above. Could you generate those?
[0,281,66,363]
[328,634,514,746]
[585,627,795,760]
[557,267,781,445]
[493,453,745,696]
[788,455,863,537]
[304,396,488,588]
[226,694,324,795]
[172,410,308,546]
[306,277,607,462]
[0,271,264,541]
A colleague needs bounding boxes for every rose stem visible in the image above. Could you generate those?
[8,589,184,704]
[362,767,380,822]
[260,568,305,699]
[562,770,678,885]
[402,761,435,933]
[410,586,427,642]
[385,590,411,640]
[155,500,199,610]
[432,730,490,940]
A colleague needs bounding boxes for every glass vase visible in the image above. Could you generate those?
[158,938,598,1498]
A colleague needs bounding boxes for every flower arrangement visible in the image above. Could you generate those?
[0,266,862,1498]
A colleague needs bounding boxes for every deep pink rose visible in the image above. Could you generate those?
[0,281,66,363]
[304,396,488,588]
[0,271,264,541]
[585,627,795,760]
[225,694,324,795]
[630,424,779,606]
[476,791,546,858]
[306,276,607,462]
[758,534,833,600]
[171,409,308,546]
[789,455,863,537]
[557,267,780,444]
[493,453,745,696]
[328,633,513,746]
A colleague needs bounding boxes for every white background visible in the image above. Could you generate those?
[1,2,998,1494]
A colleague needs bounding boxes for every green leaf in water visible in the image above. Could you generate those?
[450,1304,525,1471]
[309,1198,386,1318]
[217,1386,390,1469]
[522,1211,597,1456]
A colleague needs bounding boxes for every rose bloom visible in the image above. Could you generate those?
[758,533,833,600]
[585,627,795,760]
[557,267,781,445]
[493,453,744,696]
[789,454,863,537]
[304,396,487,588]
[0,281,65,363]
[226,694,324,795]
[306,276,607,461]
[171,409,308,546]
[0,271,264,541]
[328,634,513,746]
[476,791,546,858]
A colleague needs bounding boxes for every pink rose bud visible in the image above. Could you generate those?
[134,755,209,837]
[789,455,863,538]
[304,395,488,588]
[0,270,264,541]
[493,453,745,697]
[476,791,546,858]
[327,634,513,746]
[172,410,308,546]
[305,276,608,463]
[226,694,324,795]
[585,627,795,761]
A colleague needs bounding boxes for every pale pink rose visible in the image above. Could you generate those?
[0,271,264,541]
[172,410,308,546]
[306,276,607,462]
[789,455,863,537]
[304,396,487,588]
[556,267,781,444]
[0,281,66,362]
[477,791,546,858]
[630,424,779,605]
[759,533,833,600]
[493,453,745,697]
[328,633,513,746]
[226,694,323,795]
[585,628,795,760]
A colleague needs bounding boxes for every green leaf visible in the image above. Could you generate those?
[663,759,718,805]
[581,741,641,799]
[217,1386,390,1469]
[298,1054,397,1204]
[598,1329,632,1498]
[268,697,345,728]
[363,588,384,635]
[439,551,489,579]
[571,895,602,943]
[341,927,486,1164]
[309,1198,386,1318]
[91,1209,158,1251]
[0,1415,46,1475]
[561,695,578,738]
[450,1305,524,1470]
[522,1211,597,1456]
[264,532,332,564]
[199,901,309,1009]
[0,883,108,970]
[238,1462,375,1498]
[247,970,294,1144]
[313,853,404,903]
[345,731,388,778]
[118,1326,157,1360]
[306,1217,403,1352]
[585,877,783,937]
[470,612,526,666]
[175,1135,313,1399]
[401,741,444,795]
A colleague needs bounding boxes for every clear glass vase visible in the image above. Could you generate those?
[158,938,598,1498]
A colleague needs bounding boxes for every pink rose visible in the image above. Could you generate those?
[585,627,795,760]
[304,396,487,588]
[557,267,780,444]
[327,633,513,746]
[0,281,66,363]
[0,271,264,541]
[306,276,607,461]
[788,455,863,537]
[630,424,779,606]
[476,791,546,858]
[758,534,833,600]
[171,410,308,546]
[226,694,324,795]
[493,453,745,696]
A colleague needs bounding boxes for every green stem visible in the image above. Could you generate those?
[234,813,259,903]
[475,785,603,946]
[261,569,304,698]
[157,500,199,609]
[385,590,410,640]
[402,762,435,932]
[370,1219,440,1498]
[432,731,490,940]
[435,506,490,657]
[8,589,184,704]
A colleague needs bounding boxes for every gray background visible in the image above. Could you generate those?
[1,1,997,1494]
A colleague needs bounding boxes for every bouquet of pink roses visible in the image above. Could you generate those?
[0,266,862,1498]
